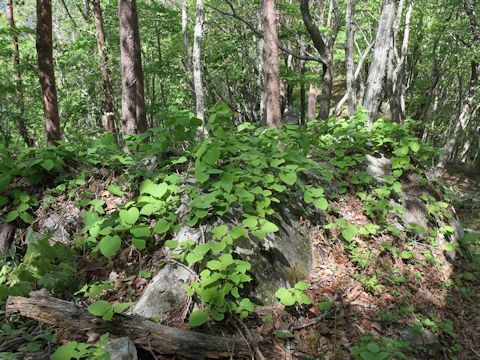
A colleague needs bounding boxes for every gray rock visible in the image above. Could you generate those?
[37,208,81,245]
[401,195,429,231]
[366,155,392,184]
[398,326,442,354]
[129,226,201,319]
[106,337,138,360]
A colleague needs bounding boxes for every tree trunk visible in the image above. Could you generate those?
[118,0,138,135]
[132,0,147,134]
[438,61,479,167]
[92,0,117,136]
[345,0,356,116]
[300,0,339,120]
[362,0,397,125]
[118,0,146,135]
[36,0,62,146]
[7,0,34,147]
[193,0,206,131]
[182,0,196,106]
[307,84,317,121]
[263,0,282,128]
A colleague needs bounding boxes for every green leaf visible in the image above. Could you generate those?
[279,171,297,185]
[153,219,171,234]
[132,238,146,250]
[108,184,123,197]
[88,300,111,317]
[275,287,296,306]
[207,260,222,270]
[0,175,11,192]
[165,240,179,249]
[172,156,188,164]
[19,212,33,224]
[213,225,228,238]
[401,250,413,259]
[98,235,121,258]
[41,159,55,171]
[130,225,151,238]
[139,270,151,278]
[409,142,421,153]
[341,225,358,241]
[294,281,309,291]
[6,210,19,222]
[51,341,79,360]
[113,302,133,313]
[260,219,279,233]
[219,254,234,267]
[203,147,221,165]
[313,197,328,210]
[273,330,294,338]
[186,252,204,265]
[119,207,139,225]
[219,172,234,192]
[189,310,209,327]
[140,180,168,198]
[366,342,380,353]
[243,217,258,228]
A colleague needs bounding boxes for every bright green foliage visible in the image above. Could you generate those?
[87,300,132,321]
[351,336,410,360]
[275,281,312,307]
[51,333,110,360]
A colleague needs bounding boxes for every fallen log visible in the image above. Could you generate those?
[5,292,256,359]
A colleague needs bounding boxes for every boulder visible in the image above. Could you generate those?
[398,326,442,355]
[106,337,138,360]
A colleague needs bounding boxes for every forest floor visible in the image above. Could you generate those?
[248,166,480,359]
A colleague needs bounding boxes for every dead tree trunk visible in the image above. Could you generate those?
[345,0,356,116]
[6,0,34,147]
[92,0,117,136]
[307,84,317,121]
[263,0,282,128]
[193,0,206,132]
[362,0,397,125]
[6,293,258,359]
[0,223,16,256]
[36,0,62,146]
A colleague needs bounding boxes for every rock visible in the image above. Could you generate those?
[106,337,138,360]
[36,207,81,245]
[366,155,392,184]
[398,326,442,355]
[401,195,429,231]
[129,227,201,319]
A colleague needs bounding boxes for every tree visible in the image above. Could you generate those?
[36,0,62,146]
[345,0,356,116]
[362,0,397,125]
[6,0,34,147]
[92,0,117,135]
[300,0,340,120]
[118,0,147,135]
[193,0,206,132]
[263,0,282,128]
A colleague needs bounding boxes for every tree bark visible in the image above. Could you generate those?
[362,0,397,125]
[182,0,196,106]
[119,0,137,135]
[345,0,356,116]
[36,0,62,146]
[6,293,257,359]
[263,0,282,128]
[7,0,34,147]
[300,0,339,120]
[193,0,206,132]
[307,84,317,121]
[0,223,16,256]
[118,0,147,135]
[92,0,117,135]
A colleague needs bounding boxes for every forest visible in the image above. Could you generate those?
[0,0,479,358]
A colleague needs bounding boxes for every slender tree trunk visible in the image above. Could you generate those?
[362,0,397,125]
[92,0,117,135]
[193,0,206,131]
[36,0,62,146]
[345,0,356,116]
[263,0,282,128]
[118,0,146,135]
[307,84,317,121]
[438,61,479,167]
[182,0,195,106]
[132,2,147,133]
[7,0,34,147]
